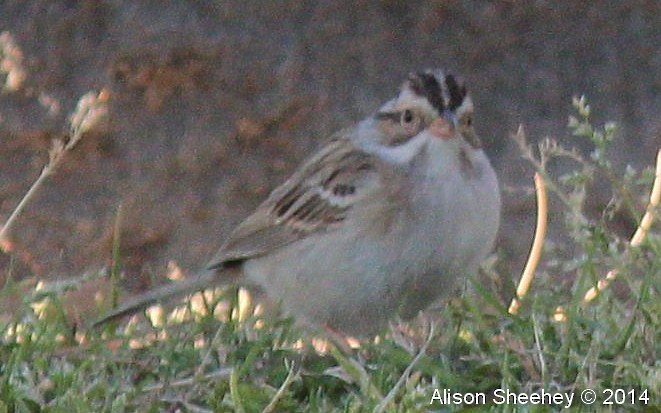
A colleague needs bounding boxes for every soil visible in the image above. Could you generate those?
[0,1,659,313]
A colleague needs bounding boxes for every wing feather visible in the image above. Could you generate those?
[207,135,380,268]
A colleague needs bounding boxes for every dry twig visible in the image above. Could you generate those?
[583,148,661,303]
[509,170,548,314]
[0,89,109,247]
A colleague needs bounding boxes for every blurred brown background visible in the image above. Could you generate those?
[0,1,659,298]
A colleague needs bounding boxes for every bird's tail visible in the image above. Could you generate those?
[91,268,226,328]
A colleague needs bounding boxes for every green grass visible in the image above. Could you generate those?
[0,98,659,412]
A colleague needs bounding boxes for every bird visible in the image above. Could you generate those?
[93,69,501,337]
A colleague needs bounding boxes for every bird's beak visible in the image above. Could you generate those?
[430,110,457,140]
[443,109,459,129]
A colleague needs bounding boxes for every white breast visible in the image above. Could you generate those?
[242,135,500,336]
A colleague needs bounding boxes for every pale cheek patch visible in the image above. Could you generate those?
[370,133,429,165]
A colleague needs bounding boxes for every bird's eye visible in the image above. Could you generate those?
[465,115,472,127]
[401,109,413,124]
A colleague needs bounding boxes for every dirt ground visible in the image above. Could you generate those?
[0,1,659,313]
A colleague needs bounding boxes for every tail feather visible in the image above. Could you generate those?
[92,270,218,327]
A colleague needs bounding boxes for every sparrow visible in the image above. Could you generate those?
[94,69,500,337]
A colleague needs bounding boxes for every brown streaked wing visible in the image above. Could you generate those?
[206,135,378,268]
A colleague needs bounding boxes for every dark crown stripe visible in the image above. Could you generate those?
[408,72,445,114]
[444,74,465,111]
